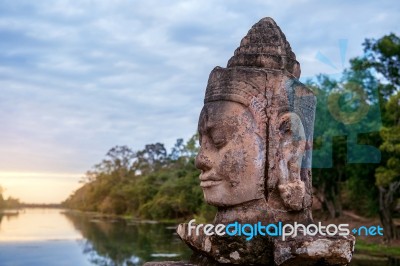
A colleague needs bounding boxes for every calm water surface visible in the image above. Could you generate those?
[0,208,191,265]
[0,208,397,266]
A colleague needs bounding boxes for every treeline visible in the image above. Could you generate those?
[0,187,20,209]
[21,203,62,208]
[63,135,216,222]
[64,33,400,241]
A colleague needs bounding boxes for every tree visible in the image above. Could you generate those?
[0,186,4,209]
[340,55,383,217]
[309,75,349,218]
[170,138,185,160]
[310,53,383,219]
[358,33,400,242]
[363,33,400,98]
[134,143,168,174]
[97,145,136,180]
[375,92,400,241]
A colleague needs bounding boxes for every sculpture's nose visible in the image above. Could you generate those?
[195,147,212,172]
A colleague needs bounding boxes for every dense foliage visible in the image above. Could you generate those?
[309,33,400,241]
[63,135,216,222]
[0,186,20,209]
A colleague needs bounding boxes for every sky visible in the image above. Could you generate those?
[0,0,399,203]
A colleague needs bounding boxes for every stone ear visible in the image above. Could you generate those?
[278,113,305,149]
[277,113,306,182]
[277,112,306,211]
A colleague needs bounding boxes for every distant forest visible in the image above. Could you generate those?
[63,135,216,222]
[0,187,20,209]
[63,33,400,241]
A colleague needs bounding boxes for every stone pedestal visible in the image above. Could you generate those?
[273,235,355,265]
[176,222,355,266]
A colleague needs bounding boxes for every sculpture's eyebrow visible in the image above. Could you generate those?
[199,122,214,135]
[199,120,225,136]
[198,108,208,135]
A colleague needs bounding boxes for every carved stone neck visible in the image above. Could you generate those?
[214,198,269,224]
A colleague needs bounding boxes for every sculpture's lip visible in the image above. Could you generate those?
[200,180,223,188]
[199,175,223,188]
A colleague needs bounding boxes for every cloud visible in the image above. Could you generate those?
[0,0,399,202]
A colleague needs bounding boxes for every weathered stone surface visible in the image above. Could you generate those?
[274,235,355,266]
[177,221,274,265]
[171,17,355,266]
[227,17,300,78]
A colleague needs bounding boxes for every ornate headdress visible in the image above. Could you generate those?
[203,17,316,169]
[205,17,301,106]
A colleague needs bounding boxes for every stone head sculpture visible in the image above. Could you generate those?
[172,18,354,266]
[195,17,316,224]
[173,18,355,266]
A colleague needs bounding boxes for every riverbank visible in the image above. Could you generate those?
[63,208,400,259]
[62,209,181,224]
[356,240,400,257]
[313,210,400,259]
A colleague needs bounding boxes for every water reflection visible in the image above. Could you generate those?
[62,211,192,265]
[0,208,398,266]
[60,211,400,266]
[0,210,20,225]
[0,208,81,242]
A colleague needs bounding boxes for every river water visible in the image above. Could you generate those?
[0,208,397,266]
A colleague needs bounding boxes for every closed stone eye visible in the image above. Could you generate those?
[279,120,291,135]
[213,138,227,149]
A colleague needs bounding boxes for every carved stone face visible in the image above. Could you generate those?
[195,101,265,207]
